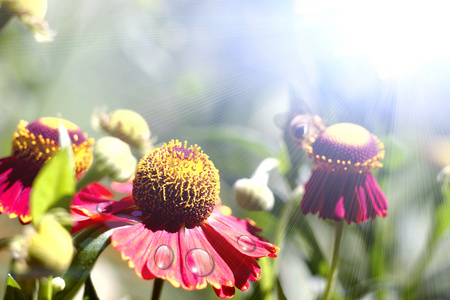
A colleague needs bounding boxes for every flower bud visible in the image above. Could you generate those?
[1,0,55,42]
[234,178,275,211]
[26,214,74,275]
[94,109,153,154]
[77,137,137,190]
[233,158,279,211]
[51,277,66,294]
[437,165,450,184]
[94,137,137,181]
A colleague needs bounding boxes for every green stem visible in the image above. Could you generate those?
[75,167,105,192]
[151,278,164,300]
[257,196,297,300]
[321,221,344,300]
[38,275,53,300]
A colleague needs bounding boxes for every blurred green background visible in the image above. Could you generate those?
[1,0,450,299]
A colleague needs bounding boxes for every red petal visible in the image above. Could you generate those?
[112,223,155,279]
[213,285,235,298]
[81,183,114,197]
[206,209,278,258]
[111,181,133,194]
[202,223,262,291]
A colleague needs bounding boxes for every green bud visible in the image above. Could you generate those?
[93,108,153,154]
[77,137,137,190]
[234,177,275,211]
[94,136,137,181]
[234,158,280,211]
[1,0,55,41]
[438,165,450,184]
[27,214,74,275]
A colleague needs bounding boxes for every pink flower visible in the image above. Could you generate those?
[72,140,278,298]
[0,117,94,223]
[301,123,387,223]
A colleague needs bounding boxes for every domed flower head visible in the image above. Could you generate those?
[0,117,94,223]
[72,140,279,298]
[301,123,387,223]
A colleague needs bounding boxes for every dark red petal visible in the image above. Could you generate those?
[0,156,39,224]
[341,174,362,223]
[320,171,346,221]
[213,285,236,298]
[302,169,326,215]
[302,166,387,223]
[365,173,387,218]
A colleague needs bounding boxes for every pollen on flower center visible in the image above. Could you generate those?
[132,140,220,229]
[12,117,94,174]
[305,123,385,173]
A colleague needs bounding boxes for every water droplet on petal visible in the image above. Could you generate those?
[131,210,142,217]
[154,245,174,270]
[237,235,256,252]
[185,248,214,277]
[96,202,112,214]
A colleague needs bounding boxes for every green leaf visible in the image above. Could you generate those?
[276,277,288,300]
[415,230,450,299]
[82,276,100,300]
[30,148,75,227]
[277,237,315,300]
[53,228,114,300]
[4,274,26,300]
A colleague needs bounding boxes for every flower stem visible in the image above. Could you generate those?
[151,278,164,300]
[321,221,344,300]
[38,275,53,300]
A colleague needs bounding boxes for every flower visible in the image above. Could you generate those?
[301,123,387,223]
[72,140,279,298]
[0,117,94,223]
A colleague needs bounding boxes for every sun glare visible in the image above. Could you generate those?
[294,0,450,80]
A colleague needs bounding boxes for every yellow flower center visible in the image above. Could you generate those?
[132,140,220,229]
[305,123,384,173]
[322,123,371,147]
[12,117,94,174]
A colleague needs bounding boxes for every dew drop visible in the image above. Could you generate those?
[131,210,142,217]
[237,235,256,252]
[185,248,214,277]
[96,202,112,214]
[154,245,174,270]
